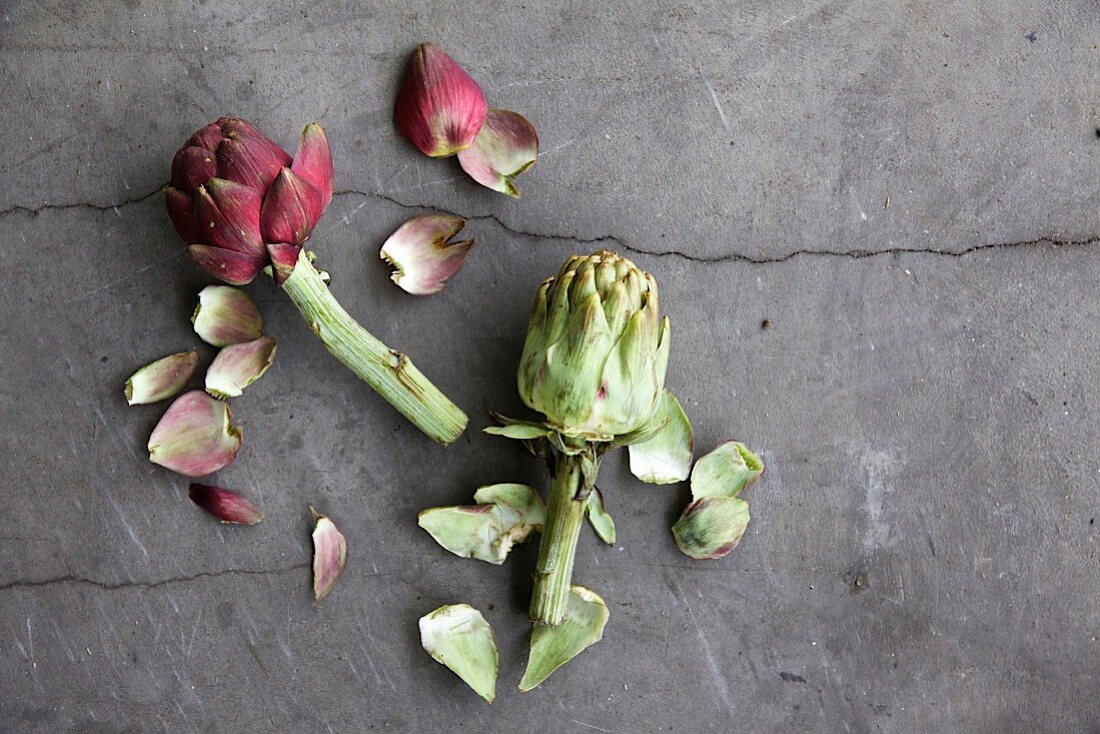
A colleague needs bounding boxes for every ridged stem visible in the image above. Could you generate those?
[530,453,588,625]
[280,251,467,445]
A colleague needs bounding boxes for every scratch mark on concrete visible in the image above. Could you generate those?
[700,72,734,140]
[185,606,204,659]
[669,578,735,718]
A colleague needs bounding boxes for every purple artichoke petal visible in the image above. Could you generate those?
[189,484,263,524]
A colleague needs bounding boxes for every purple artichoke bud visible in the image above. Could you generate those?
[167,118,334,285]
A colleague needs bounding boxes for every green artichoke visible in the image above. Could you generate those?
[517,251,670,441]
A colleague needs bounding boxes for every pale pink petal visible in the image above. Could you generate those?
[205,337,277,399]
[311,508,348,601]
[125,350,199,405]
[457,109,538,198]
[191,285,263,347]
[147,391,242,477]
[379,214,474,295]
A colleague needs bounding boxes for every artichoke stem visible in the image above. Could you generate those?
[530,453,588,625]
[280,250,467,445]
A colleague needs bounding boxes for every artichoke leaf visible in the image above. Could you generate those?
[627,390,693,484]
[419,484,544,564]
[584,489,616,545]
[419,604,498,702]
[519,586,609,692]
[691,441,764,500]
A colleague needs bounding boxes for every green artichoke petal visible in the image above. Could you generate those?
[419,604,499,702]
[584,489,616,544]
[519,586,609,691]
[672,496,751,559]
[484,423,553,440]
[418,483,545,566]
[627,389,693,484]
[601,280,631,337]
[541,292,614,432]
[691,441,764,500]
[654,316,671,390]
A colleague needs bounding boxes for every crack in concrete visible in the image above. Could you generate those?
[0,562,308,593]
[4,184,1097,264]
[342,189,1100,264]
[0,184,164,218]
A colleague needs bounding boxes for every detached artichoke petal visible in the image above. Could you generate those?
[519,586,609,692]
[394,42,488,157]
[627,390,693,484]
[691,440,764,500]
[584,489,616,545]
[457,109,538,198]
[672,496,750,560]
[311,509,348,601]
[419,604,498,703]
[380,214,474,296]
[419,484,543,565]
[472,483,546,523]
[147,390,242,477]
[125,350,199,405]
[191,285,263,347]
[205,336,277,399]
[189,484,263,525]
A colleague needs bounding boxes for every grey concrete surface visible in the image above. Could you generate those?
[1,1,1098,732]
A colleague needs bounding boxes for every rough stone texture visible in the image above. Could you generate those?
[1,2,1098,732]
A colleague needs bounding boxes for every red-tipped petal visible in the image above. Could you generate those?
[457,109,539,198]
[189,484,263,524]
[291,123,333,210]
[186,244,264,286]
[216,135,292,191]
[260,168,324,246]
[394,43,488,157]
[171,145,218,192]
[379,214,474,295]
[165,186,198,243]
[311,508,347,601]
[147,391,242,477]
[193,179,264,257]
[267,243,300,285]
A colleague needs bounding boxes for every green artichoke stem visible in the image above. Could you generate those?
[530,452,589,625]
[280,251,467,446]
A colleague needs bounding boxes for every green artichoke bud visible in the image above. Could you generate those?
[518,251,670,441]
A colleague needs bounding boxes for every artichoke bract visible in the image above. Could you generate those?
[164,117,466,446]
[518,252,670,442]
